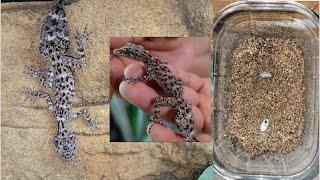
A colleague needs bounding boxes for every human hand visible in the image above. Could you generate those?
[118,63,211,142]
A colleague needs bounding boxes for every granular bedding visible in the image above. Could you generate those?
[225,36,305,156]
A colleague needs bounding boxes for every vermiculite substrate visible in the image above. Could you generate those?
[225,36,305,156]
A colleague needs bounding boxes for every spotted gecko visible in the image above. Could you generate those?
[27,0,98,161]
[113,43,198,142]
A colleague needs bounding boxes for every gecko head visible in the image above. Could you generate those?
[54,122,76,161]
[113,43,153,62]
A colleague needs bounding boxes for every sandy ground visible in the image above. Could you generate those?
[1,0,212,179]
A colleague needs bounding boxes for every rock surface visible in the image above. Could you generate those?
[1,0,212,179]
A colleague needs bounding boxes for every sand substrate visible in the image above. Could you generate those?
[225,36,305,156]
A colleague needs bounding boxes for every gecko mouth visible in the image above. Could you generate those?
[113,43,148,62]
[113,47,130,57]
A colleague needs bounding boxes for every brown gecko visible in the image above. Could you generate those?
[113,43,198,142]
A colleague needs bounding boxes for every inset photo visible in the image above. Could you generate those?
[212,1,319,179]
[2,0,109,164]
[109,37,211,142]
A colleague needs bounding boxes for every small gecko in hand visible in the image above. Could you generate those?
[114,43,198,142]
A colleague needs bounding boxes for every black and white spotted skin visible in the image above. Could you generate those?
[151,97,197,142]
[54,121,76,160]
[113,43,198,142]
[39,0,69,58]
[28,0,96,161]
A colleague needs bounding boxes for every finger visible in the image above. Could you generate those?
[197,78,211,97]
[173,67,205,93]
[149,42,195,69]
[196,133,211,142]
[110,56,126,97]
[198,78,212,134]
[149,123,184,142]
[150,124,211,142]
[119,80,205,131]
[140,37,183,51]
[123,63,146,78]
[190,37,211,57]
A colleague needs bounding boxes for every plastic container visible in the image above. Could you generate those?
[212,1,319,179]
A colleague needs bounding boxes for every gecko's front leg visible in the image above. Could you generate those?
[64,27,90,68]
[126,74,156,84]
[29,66,53,90]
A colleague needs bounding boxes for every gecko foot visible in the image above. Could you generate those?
[126,77,143,85]
[85,121,102,134]
[79,108,102,134]
[28,68,52,90]
[27,91,44,99]
[80,108,97,127]
[179,131,198,142]
[146,117,168,136]
[75,26,90,46]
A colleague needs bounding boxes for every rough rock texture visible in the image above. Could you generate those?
[176,0,212,36]
[1,0,212,179]
[226,37,304,156]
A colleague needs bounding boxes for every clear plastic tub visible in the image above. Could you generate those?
[212,1,319,179]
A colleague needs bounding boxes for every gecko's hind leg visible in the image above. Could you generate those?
[75,26,90,47]
[28,67,53,90]
[177,128,198,142]
[147,96,178,136]
[66,108,100,131]
[27,91,55,114]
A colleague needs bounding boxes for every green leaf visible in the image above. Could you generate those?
[110,94,133,141]
[136,108,148,140]
[198,165,213,180]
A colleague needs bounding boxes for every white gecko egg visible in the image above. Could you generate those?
[260,118,269,132]
[260,71,272,78]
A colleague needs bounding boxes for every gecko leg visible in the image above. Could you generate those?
[64,27,90,68]
[66,108,100,129]
[147,96,178,136]
[29,67,53,90]
[27,91,55,114]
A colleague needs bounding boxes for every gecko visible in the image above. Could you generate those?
[113,43,198,142]
[27,0,98,161]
